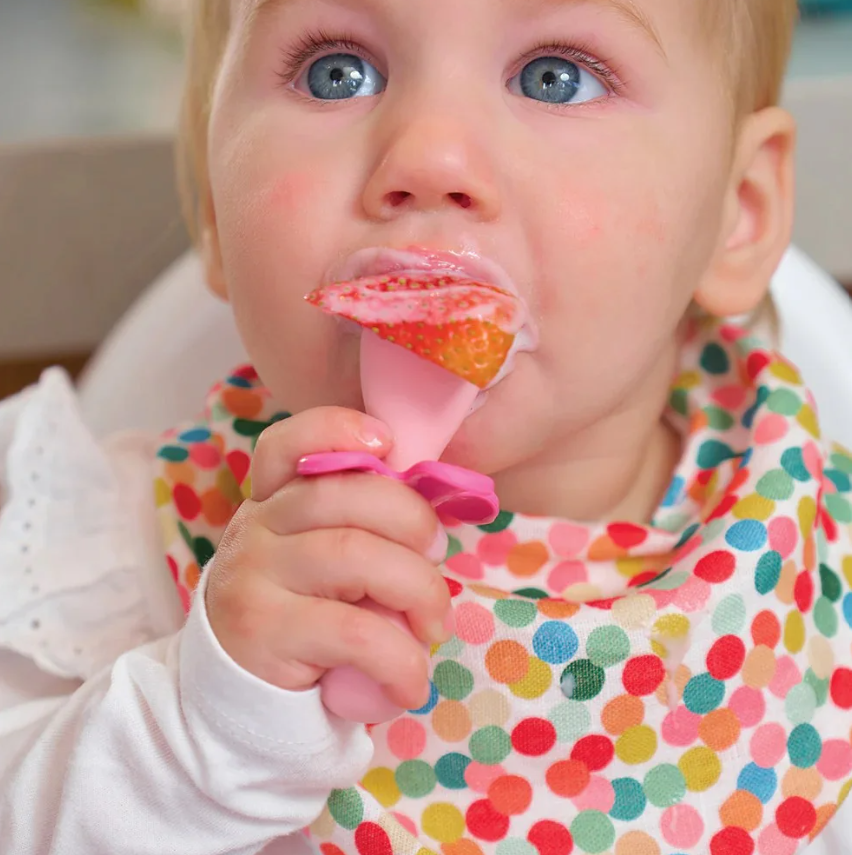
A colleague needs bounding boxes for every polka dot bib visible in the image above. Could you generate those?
[156,316,852,855]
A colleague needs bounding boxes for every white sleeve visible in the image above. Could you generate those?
[0,371,374,855]
[2,572,374,855]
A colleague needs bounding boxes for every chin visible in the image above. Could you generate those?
[442,415,526,477]
[441,367,543,473]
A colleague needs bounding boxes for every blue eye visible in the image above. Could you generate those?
[511,57,607,105]
[301,53,386,100]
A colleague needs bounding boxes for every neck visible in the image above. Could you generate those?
[492,344,683,525]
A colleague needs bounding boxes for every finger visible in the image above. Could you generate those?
[279,594,432,710]
[260,472,446,562]
[250,407,393,502]
[270,528,452,646]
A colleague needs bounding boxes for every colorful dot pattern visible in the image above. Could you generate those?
[156,318,852,855]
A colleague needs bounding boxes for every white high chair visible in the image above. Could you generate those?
[77,246,852,450]
[75,247,852,855]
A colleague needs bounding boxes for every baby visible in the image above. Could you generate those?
[3,0,850,853]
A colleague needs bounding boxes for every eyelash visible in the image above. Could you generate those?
[277,29,624,97]
[516,40,623,95]
[278,30,371,85]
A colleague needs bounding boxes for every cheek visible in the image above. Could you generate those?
[264,170,325,230]
[212,139,344,317]
[232,168,335,283]
[527,166,708,390]
[533,135,722,333]
[535,181,671,318]
[210,102,335,255]
[208,115,364,407]
[216,156,320,260]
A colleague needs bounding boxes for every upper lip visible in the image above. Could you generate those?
[325,246,521,299]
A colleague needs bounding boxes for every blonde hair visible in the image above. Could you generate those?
[700,0,800,115]
[177,1,231,242]
[177,0,799,240]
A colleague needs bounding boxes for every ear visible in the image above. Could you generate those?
[694,107,796,317]
[200,208,229,301]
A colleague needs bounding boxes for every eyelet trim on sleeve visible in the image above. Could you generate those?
[0,369,155,680]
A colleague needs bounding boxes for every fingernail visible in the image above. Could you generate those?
[443,609,456,638]
[429,610,455,646]
[427,527,449,564]
[357,417,391,449]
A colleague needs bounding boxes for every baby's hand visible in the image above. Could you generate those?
[205,407,452,711]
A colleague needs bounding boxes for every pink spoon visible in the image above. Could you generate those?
[301,273,521,723]
[297,450,498,724]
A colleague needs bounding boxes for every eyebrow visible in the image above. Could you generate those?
[588,0,665,57]
[249,0,666,59]
[531,0,665,58]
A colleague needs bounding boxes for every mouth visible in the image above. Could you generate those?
[320,245,540,392]
[325,246,523,300]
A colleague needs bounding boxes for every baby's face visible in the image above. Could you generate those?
[208,0,737,475]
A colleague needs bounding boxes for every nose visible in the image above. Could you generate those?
[362,103,502,222]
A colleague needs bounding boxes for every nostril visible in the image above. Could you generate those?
[382,190,474,211]
[449,192,473,209]
[387,191,412,208]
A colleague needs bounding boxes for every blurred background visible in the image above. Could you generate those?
[0,0,851,400]
[0,0,184,144]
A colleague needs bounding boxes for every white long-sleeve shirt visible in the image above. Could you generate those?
[0,369,848,855]
[0,370,373,854]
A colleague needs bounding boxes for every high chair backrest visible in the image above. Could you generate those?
[76,246,852,451]
[771,246,852,451]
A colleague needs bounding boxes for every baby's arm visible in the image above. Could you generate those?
[0,576,373,855]
[0,372,373,854]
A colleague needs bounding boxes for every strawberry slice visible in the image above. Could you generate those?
[306,274,522,389]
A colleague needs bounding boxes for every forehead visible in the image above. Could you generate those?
[244,0,667,55]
